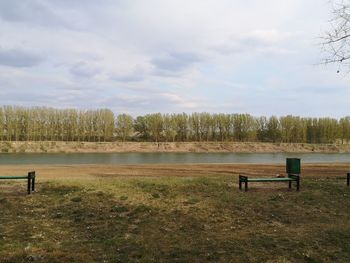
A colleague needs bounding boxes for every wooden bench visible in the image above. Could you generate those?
[0,171,36,194]
[239,174,300,191]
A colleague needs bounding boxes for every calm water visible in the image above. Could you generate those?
[0,152,349,165]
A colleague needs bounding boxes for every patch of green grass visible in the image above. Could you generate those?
[0,176,350,262]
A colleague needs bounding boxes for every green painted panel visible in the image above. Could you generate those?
[286,158,301,174]
[0,176,28,179]
[247,178,294,182]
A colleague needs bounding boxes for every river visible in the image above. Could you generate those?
[0,152,349,165]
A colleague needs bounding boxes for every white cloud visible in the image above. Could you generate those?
[159,92,199,109]
[0,0,345,117]
[212,29,300,56]
[69,61,102,78]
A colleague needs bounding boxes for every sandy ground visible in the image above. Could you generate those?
[1,141,350,153]
[0,163,349,182]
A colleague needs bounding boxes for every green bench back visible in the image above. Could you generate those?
[286,158,301,174]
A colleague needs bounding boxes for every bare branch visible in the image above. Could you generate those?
[322,1,350,68]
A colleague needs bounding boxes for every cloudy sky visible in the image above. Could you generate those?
[0,0,348,117]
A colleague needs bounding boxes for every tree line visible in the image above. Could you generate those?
[0,106,349,144]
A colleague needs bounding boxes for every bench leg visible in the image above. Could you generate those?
[245,181,248,192]
[32,175,35,192]
[288,181,292,189]
[239,180,242,190]
[27,174,31,195]
[347,173,350,186]
[296,177,300,191]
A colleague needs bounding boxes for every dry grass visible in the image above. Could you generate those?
[0,163,349,180]
[0,163,350,262]
[2,141,350,153]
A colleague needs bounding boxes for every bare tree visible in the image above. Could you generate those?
[323,1,350,70]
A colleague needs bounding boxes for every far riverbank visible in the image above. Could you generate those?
[0,141,350,153]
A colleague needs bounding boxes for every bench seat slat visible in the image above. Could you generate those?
[0,176,28,179]
[247,178,295,182]
[239,173,300,191]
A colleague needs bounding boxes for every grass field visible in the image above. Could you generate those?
[0,164,350,262]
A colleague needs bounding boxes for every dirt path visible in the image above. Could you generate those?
[0,163,349,181]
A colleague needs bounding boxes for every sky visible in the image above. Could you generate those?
[0,0,348,117]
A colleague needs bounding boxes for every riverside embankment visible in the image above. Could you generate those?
[1,141,350,153]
